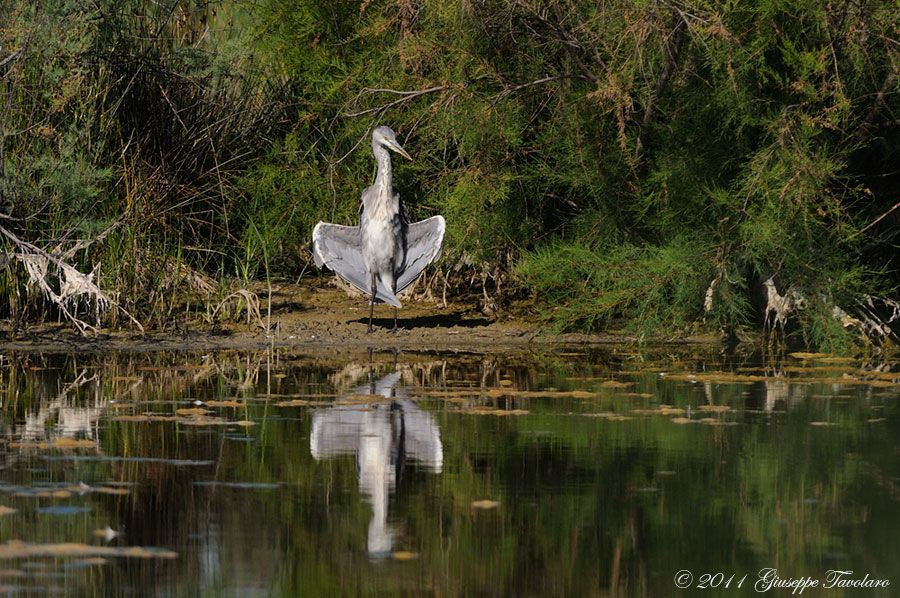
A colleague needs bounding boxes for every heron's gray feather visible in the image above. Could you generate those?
[313,222,402,307]
[396,215,445,293]
[312,222,364,288]
[310,126,442,329]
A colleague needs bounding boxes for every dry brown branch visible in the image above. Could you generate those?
[856,201,900,236]
[634,12,685,166]
[0,46,25,71]
[509,1,602,83]
[342,85,447,118]
[491,74,591,104]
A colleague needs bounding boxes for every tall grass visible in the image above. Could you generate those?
[1,1,293,327]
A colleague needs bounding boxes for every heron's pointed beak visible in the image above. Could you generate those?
[387,140,412,161]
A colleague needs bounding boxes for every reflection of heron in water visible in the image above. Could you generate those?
[310,368,442,556]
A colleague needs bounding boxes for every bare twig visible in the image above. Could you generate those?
[856,201,900,236]
[510,1,602,83]
[357,87,435,96]
[342,85,446,118]
[491,74,590,104]
[0,46,24,72]
[328,120,379,167]
[56,216,127,260]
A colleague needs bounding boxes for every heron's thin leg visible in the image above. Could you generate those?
[368,271,376,333]
[391,272,399,333]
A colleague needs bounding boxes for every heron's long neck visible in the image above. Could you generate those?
[372,144,394,204]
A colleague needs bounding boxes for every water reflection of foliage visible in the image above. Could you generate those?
[0,350,896,595]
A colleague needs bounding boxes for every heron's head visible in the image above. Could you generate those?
[373,126,412,160]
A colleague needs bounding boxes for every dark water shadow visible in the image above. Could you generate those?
[351,310,491,330]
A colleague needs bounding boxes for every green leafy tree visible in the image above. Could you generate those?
[3,0,899,347]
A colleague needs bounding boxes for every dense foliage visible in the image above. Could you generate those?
[2,1,899,347]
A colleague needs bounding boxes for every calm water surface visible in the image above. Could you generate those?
[0,347,898,596]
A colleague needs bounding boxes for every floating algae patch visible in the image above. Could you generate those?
[417,389,493,397]
[0,541,177,560]
[36,506,92,515]
[665,372,767,383]
[781,365,857,374]
[175,407,213,416]
[9,484,129,498]
[0,569,25,577]
[631,406,685,416]
[193,481,280,489]
[9,438,95,450]
[112,412,253,426]
[789,352,830,360]
[204,400,245,408]
[266,393,339,400]
[44,456,214,466]
[275,399,332,407]
[391,551,418,561]
[695,405,732,412]
[486,389,604,399]
[461,409,530,416]
[65,557,108,569]
[867,379,900,388]
[583,412,632,420]
[12,489,72,499]
[597,380,633,389]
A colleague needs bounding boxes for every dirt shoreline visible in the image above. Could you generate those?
[0,283,724,353]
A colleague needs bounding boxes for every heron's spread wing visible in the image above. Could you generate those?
[312,221,402,307]
[312,222,368,291]
[396,215,445,293]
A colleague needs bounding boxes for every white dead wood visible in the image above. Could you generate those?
[763,277,801,334]
[0,224,143,334]
[764,276,897,343]
[703,276,718,313]
[853,295,900,341]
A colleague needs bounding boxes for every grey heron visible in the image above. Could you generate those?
[312,126,445,332]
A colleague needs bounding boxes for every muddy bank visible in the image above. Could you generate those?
[0,282,723,353]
